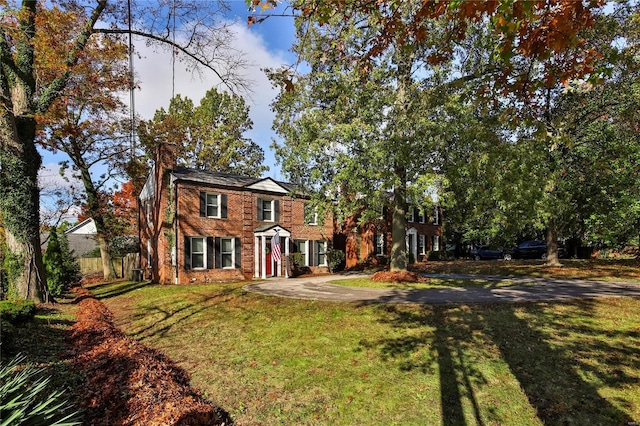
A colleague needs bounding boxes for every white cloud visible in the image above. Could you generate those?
[133,19,292,179]
[39,163,83,222]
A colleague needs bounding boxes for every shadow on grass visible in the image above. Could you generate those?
[89,280,152,300]
[479,301,636,425]
[126,287,238,341]
[361,299,636,425]
[361,305,488,425]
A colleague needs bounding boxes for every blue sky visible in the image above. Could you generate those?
[39,1,299,219]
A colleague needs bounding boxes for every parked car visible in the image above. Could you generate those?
[471,246,508,260]
[510,240,566,260]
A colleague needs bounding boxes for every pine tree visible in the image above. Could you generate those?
[43,228,80,297]
[43,229,64,297]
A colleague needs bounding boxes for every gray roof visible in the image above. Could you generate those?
[170,167,304,195]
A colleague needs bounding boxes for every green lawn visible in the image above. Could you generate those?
[91,263,640,425]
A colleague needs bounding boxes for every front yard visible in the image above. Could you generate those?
[3,259,640,425]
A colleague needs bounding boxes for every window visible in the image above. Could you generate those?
[258,198,280,222]
[146,199,153,225]
[293,239,308,266]
[206,193,220,218]
[315,240,326,266]
[304,204,318,225]
[262,199,273,221]
[221,238,234,268]
[432,235,440,251]
[410,207,424,223]
[418,235,426,255]
[199,192,227,219]
[433,207,440,225]
[374,233,385,256]
[190,237,205,269]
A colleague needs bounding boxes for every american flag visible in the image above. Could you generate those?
[272,231,281,262]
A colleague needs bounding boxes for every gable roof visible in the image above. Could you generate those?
[170,167,305,196]
[65,218,97,235]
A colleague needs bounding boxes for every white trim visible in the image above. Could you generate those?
[220,237,235,269]
[190,236,206,270]
[246,178,288,193]
[205,192,221,218]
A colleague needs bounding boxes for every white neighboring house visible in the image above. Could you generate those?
[63,218,99,258]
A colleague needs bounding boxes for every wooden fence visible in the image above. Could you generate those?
[78,253,140,280]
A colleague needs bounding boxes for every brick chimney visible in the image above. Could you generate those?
[156,142,178,171]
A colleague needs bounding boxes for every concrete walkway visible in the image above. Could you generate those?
[243,272,640,304]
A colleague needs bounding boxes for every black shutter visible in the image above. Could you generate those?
[184,237,191,270]
[234,238,241,268]
[200,192,207,217]
[274,200,280,222]
[257,198,263,221]
[221,194,228,219]
[215,237,222,269]
[309,240,316,266]
[207,237,214,269]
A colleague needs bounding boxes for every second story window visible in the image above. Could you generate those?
[374,233,385,256]
[262,199,273,221]
[304,204,318,225]
[206,193,219,217]
[199,192,227,219]
[257,198,280,222]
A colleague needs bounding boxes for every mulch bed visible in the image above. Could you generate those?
[69,287,231,425]
[370,270,429,283]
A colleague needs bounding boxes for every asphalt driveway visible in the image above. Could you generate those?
[243,273,640,304]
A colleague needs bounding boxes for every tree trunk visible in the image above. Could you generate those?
[77,149,117,280]
[5,229,48,303]
[545,226,562,267]
[390,172,408,271]
[0,118,48,301]
[97,234,117,280]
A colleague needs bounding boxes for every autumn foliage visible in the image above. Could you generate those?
[69,287,231,425]
[371,270,429,284]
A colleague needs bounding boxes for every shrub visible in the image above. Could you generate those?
[327,249,346,272]
[43,228,80,296]
[427,250,454,261]
[0,354,80,426]
[0,299,36,324]
[289,252,305,268]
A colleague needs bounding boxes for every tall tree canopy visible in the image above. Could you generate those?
[138,88,267,177]
[0,0,248,302]
[270,5,458,271]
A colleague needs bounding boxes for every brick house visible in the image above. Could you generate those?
[340,204,443,268]
[139,144,334,284]
[140,144,443,284]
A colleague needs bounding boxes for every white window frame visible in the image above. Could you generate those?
[316,240,327,266]
[146,200,152,224]
[206,193,221,218]
[375,233,385,256]
[294,239,309,266]
[220,237,235,269]
[418,235,426,255]
[433,207,440,225]
[305,205,318,225]
[190,236,206,269]
[262,199,274,222]
[432,235,441,251]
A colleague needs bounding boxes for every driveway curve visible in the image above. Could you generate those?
[243,273,640,304]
